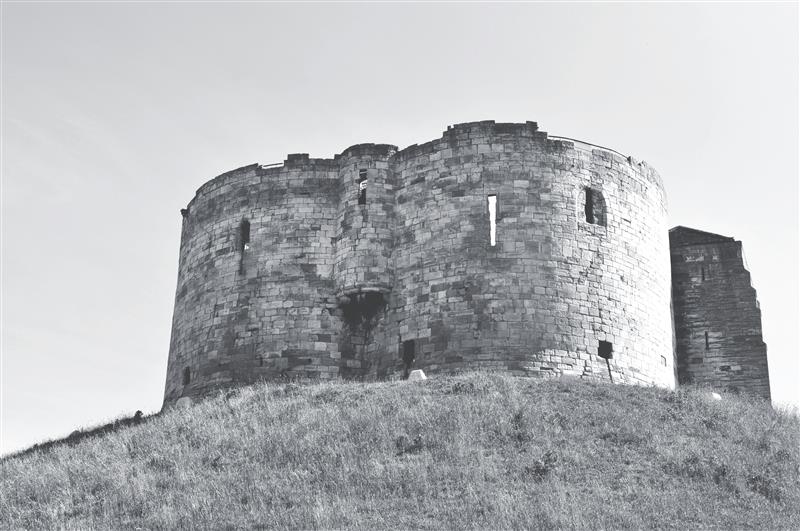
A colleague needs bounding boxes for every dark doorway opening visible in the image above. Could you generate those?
[402,339,415,379]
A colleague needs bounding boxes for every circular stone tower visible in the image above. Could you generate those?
[163,121,675,406]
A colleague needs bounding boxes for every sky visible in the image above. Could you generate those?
[1,2,797,456]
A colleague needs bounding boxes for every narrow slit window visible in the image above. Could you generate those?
[182,367,191,386]
[358,169,367,205]
[240,219,250,252]
[705,331,709,350]
[701,266,706,281]
[487,194,497,246]
[584,188,594,223]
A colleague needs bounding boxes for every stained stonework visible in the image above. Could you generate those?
[163,121,768,406]
[669,227,770,400]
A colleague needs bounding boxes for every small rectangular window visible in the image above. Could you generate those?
[358,169,367,205]
[705,331,709,350]
[487,194,497,246]
[240,219,250,252]
[182,367,191,386]
[701,266,706,281]
[581,187,607,226]
[598,340,613,360]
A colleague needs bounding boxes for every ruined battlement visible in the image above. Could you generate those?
[163,121,769,406]
[337,143,398,159]
[669,227,769,400]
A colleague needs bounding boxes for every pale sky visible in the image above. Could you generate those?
[2,2,798,456]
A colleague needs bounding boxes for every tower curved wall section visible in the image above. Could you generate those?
[333,144,397,297]
[383,122,674,387]
[332,144,397,377]
[164,156,343,403]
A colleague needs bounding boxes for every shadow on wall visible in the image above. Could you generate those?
[339,292,389,378]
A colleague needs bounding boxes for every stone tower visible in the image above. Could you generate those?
[669,227,770,400]
[162,121,768,406]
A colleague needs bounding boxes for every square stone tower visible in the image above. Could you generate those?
[669,227,770,400]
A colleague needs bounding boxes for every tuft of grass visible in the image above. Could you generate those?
[2,372,799,529]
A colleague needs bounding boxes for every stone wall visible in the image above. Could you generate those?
[333,144,397,378]
[164,158,344,403]
[383,122,674,387]
[669,227,770,400]
[164,121,679,406]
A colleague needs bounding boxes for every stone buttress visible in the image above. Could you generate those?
[669,227,770,400]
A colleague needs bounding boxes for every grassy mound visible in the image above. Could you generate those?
[2,373,799,529]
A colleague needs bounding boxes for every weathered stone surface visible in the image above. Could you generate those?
[670,227,770,400]
[408,370,427,381]
[176,397,193,409]
[162,121,768,407]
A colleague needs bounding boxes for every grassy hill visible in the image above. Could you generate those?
[2,372,799,529]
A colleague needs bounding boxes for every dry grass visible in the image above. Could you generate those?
[2,372,799,529]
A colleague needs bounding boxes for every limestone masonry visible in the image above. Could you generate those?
[163,121,770,406]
